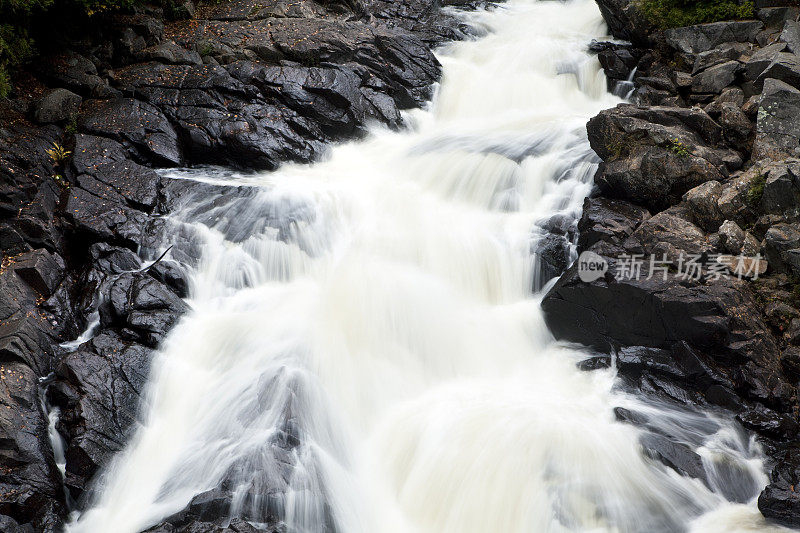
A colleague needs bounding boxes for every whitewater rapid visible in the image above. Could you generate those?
[66,0,792,532]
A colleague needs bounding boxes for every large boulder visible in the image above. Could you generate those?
[593,0,653,46]
[754,78,800,160]
[48,332,153,501]
[587,104,741,210]
[542,262,791,408]
[665,21,764,57]
[33,89,83,124]
[79,98,183,166]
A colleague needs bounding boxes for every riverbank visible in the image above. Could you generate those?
[0,1,481,530]
[542,0,800,527]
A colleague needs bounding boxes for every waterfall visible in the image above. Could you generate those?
[66,0,790,532]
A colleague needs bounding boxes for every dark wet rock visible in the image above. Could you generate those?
[593,0,653,46]
[63,186,153,247]
[542,263,791,408]
[35,51,116,99]
[737,404,798,440]
[692,60,740,94]
[48,331,152,500]
[0,266,61,376]
[754,78,800,160]
[143,516,278,533]
[33,89,83,125]
[759,449,800,528]
[79,98,183,166]
[577,196,650,256]
[577,197,643,249]
[148,260,190,299]
[594,41,639,76]
[640,432,709,486]
[761,159,800,215]
[577,355,611,371]
[765,223,800,275]
[587,104,741,211]
[0,362,65,532]
[100,271,189,347]
[665,21,764,57]
[628,210,710,260]
[683,181,724,232]
[142,41,203,66]
[533,234,571,288]
[12,249,66,298]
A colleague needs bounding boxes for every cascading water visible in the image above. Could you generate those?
[65,1,794,532]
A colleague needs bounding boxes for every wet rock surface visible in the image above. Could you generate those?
[560,1,800,527]
[0,0,481,529]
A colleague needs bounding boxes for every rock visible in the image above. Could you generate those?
[765,223,800,275]
[628,211,710,261]
[141,41,203,65]
[759,451,800,528]
[594,42,638,76]
[542,262,789,408]
[588,0,653,46]
[33,89,82,124]
[717,167,762,224]
[782,20,800,54]
[756,52,800,91]
[577,355,611,371]
[692,60,739,94]
[100,272,189,347]
[718,220,747,254]
[704,87,745,117]
[692,42,751,75]
[737,405,798,440]
[532,234,571,288]
[11,249,66,297]
[587,104,740,211]
[49,332,152,500]
[754,78,800,162]
[577,196,650,255]
[762,159,800,215]
[36,51,115,98]
[719,102,754,151]
[743,42,788,81]
[0,362,66,532]
[665,21,764,57]
[788,320,800,346]
[79,98,183,166]
[683,181,724,232]
[640,433,709,487]
[758,7,800,28]
[63,186,152,247]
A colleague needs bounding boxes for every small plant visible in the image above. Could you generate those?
[747,170,766,207]
[668,138,689,157]
[46,142,71,166]
[65,114,78,135]
[198,42,215,57]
